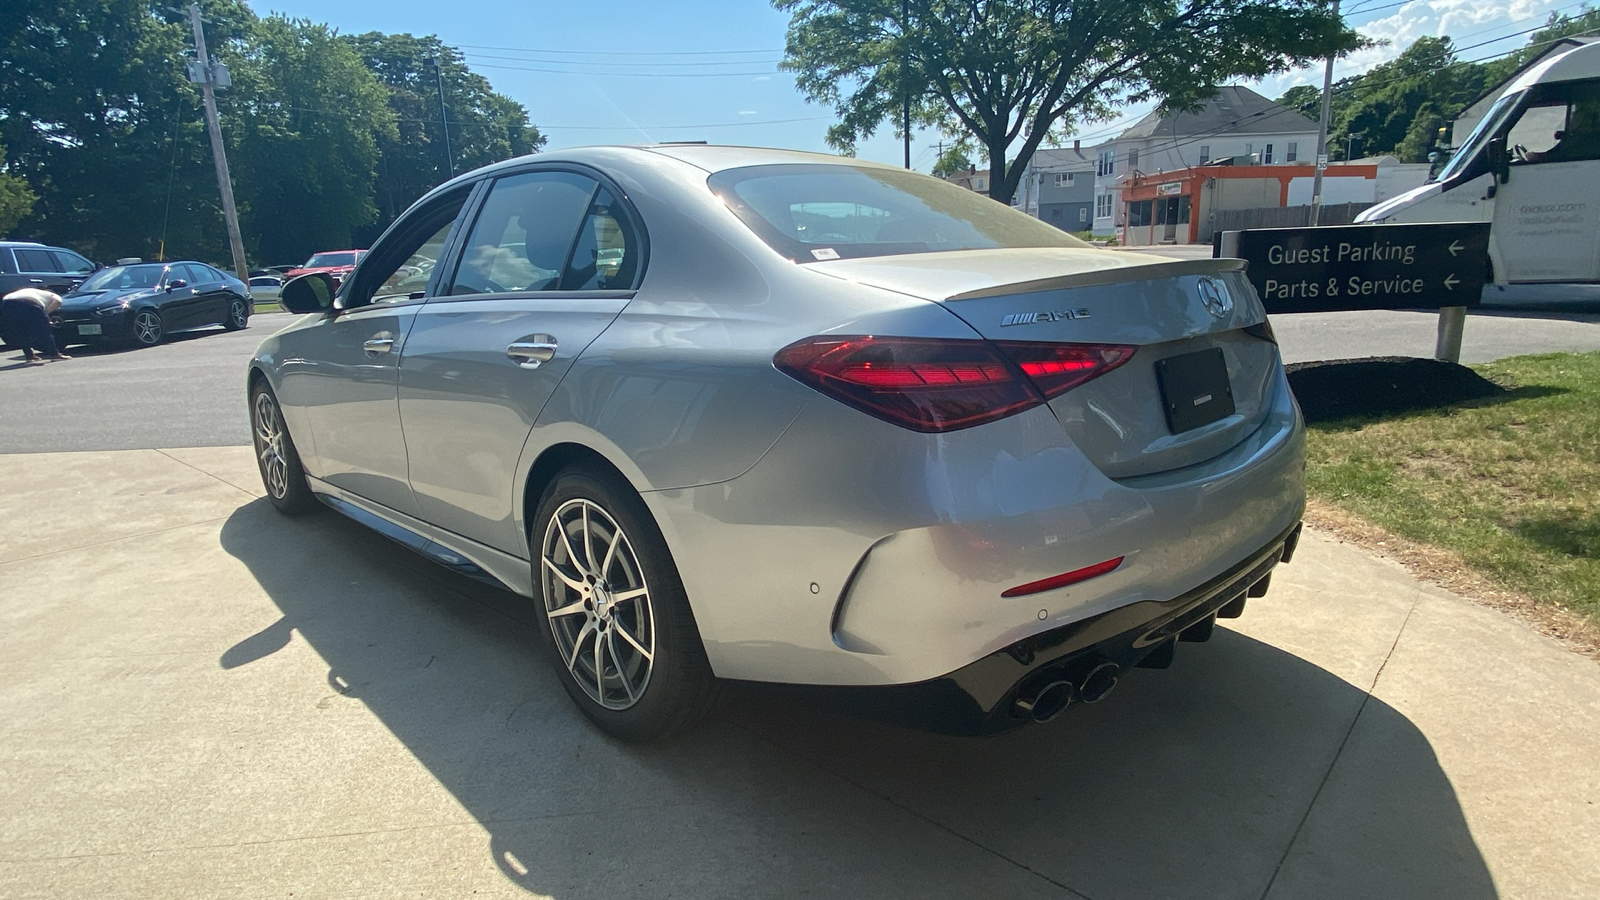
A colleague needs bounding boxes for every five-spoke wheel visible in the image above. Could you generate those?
[131,308,163,346]
[250,382,317,514]
[224,298,249,331]
[533,467,718,740]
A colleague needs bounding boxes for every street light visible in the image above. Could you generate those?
[422,56,455,178]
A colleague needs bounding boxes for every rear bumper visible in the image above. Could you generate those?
[644,366,1306,688]
[759,522,1301,734]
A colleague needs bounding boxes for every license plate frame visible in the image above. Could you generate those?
[1155,348,1235,434]
[78,324,102,336]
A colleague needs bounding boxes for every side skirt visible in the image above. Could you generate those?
[306,477,533,596]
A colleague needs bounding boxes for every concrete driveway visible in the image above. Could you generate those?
[2,446,1597,899]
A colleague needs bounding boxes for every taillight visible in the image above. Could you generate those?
[773,335,1136,433]
[994,342,1137,399]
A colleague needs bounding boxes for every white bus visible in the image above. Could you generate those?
[1357,41,1600,303]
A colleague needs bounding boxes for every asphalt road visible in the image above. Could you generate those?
[5,306,1600,454]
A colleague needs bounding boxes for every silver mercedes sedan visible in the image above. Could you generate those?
[250,145,1304,741]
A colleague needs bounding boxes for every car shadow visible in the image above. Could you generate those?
[218,499,1498,899]
[59,326,228,357]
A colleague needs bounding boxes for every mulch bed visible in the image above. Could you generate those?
[1286,356,1505,424]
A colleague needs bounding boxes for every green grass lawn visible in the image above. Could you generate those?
[1305,351,1600,625]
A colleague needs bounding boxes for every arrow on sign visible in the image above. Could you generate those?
[1448,240,1465,256]
[1444,274,1461,290]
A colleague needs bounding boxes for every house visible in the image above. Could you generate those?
[1085,86,1319,237]
[1011,145,1096,232]
[1453,36,1599,145]
[942,167,992,195]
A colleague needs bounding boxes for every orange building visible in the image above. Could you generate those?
[1119,162,1383,246]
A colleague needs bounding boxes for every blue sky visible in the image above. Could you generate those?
[259,0,1583,170]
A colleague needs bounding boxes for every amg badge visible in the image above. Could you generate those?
[1000,308,1091,327]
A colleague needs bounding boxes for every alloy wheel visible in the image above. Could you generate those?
[133,310,162,345]
[230,299,248,327]
[540,498,656,709]
[252,391,290,500]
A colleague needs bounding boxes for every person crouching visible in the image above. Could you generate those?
[1,288,71,362]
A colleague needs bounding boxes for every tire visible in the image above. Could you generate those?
[130,308,163,347]
[250,382,318,515]
[532,466,719,741]
[222,297,249,331]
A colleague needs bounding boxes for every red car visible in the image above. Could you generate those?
[285,249,365,286]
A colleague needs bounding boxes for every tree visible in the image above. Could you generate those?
[0,143,38,237]
[223,16,396,263]
[345,33,546,229]
[930,143,974,177]
[776,0,1360,201]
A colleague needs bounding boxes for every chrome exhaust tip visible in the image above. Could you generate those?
[1078,662,1121,704]
[1013,680,1077,723]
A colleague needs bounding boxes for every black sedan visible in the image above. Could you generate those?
[51,261,250,348]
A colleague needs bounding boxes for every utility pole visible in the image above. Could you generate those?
[423,57,455,178]
[901,0,911,169]
[187,4,249,283]
[1308,0,1339,228]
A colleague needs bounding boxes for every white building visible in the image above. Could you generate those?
[1086,86,1319,238]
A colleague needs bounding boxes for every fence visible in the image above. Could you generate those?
[1207,202,1375,239]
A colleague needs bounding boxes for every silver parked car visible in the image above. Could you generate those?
[250,145,1304,741]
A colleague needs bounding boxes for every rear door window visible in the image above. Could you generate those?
[560,187,641,290]
[449,171,597,295]
[14,248,60,273]
[0,249,15,274]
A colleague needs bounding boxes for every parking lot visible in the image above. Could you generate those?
[2,312,1599,898]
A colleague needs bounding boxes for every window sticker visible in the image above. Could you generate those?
[811,247,841,260]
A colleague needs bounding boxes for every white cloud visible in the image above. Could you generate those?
[753,75,772,82]
[739,110,758,115]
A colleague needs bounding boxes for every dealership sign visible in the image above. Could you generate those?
[1216,222,1490,313]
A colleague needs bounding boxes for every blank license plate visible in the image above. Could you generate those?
[78,324,102,335]
[1155,348,1235,433]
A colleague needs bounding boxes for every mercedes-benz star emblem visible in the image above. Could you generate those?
[1197,277,1233,319]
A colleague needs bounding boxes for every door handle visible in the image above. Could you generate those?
[363,335,396,357]
[28,278,44,284]
[507,334,558,369]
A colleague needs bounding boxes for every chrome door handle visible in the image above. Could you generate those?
[507,334,558,369]
[363,336,395,357]
[28,278,44,284]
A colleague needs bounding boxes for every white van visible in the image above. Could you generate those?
[1357,41,1600,303]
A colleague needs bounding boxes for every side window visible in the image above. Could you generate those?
[14,248,60,273]
[0,250,15,274]
[561,187,640,290]
[347,189,470,307]
[50,250,94,275]
[1510,84,1600,165]
[170,264,200,285]
[451,171,596,295]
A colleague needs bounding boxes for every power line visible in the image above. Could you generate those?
[449,42,782,57]
[469,61,779,78]
[460,51,784,68]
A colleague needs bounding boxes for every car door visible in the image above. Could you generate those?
[1493,79,1600,283]
[12,247,72,295]
[275,188,475,517]
[398,168,641,556]
[156,264,206,330]
[183,263,229,324]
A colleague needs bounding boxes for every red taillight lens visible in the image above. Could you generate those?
[774,335,1137,433]
[774,335,1040,432]
[994,342,1137,399]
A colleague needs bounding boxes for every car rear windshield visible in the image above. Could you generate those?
[79,264,165,291]
[707,164,1087,262]
[304,252,357,268]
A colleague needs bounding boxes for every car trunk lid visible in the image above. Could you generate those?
[809,248,1282,479]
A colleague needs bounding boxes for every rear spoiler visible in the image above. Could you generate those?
[947,257,1247,302]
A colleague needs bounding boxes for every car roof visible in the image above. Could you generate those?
[0,241,50,248]
[432,144,894,191]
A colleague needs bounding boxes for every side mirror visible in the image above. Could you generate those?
[166,279,188,291]
[280,272,336,314]
[1487,136,1510,185]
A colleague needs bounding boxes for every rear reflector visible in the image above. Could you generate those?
[1001,556,1125,598]
[773,335,1137,433]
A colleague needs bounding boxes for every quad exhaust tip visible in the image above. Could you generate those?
[1014,661,1123,722]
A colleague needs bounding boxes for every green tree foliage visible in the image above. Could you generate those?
[225,17,396,263]
[0,1,541,264]
[775,0,1360,200]
[1309,37,1489,163]
[0,143,39,237]
[345,33,547,227]
[930,143,974,178]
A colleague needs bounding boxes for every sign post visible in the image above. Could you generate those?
[1217,222,1491,362]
